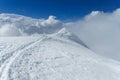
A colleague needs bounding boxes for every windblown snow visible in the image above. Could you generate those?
[0,13,120,80]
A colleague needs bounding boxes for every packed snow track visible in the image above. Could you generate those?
[0,35,120,80]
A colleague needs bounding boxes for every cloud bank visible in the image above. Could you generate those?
[0,14,63,36]
[66,8,120,61]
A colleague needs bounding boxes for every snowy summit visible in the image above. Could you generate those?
[0,13,120,80]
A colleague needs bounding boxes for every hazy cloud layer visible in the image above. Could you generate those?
[66,8,120,60]
[0,14,63,36]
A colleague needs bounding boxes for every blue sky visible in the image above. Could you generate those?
[0,0,120,20]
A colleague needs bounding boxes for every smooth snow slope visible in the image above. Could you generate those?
[0,29,120,80]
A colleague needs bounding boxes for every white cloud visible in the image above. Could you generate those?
[66,8,120,61]
[0,24,21,36]
[0,14,63,36]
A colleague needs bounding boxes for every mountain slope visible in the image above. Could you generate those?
[0,32,120,80]
[0,13,120,80]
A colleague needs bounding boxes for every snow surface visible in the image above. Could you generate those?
[0,29,120,80]
[0,13,120,80]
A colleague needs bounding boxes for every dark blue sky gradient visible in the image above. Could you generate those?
[0,0,120,20]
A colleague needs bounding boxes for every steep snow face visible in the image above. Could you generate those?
[0,14,63,36]
[0,35,120,80]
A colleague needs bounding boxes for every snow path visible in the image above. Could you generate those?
[8,37,120,80]
[0,36,47,80]
[0,36,120,80]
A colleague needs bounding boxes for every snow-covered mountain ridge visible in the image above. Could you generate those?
[0,13,120,80]
[0,31,120,80]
